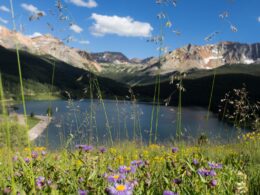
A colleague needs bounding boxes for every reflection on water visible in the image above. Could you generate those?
[17,99,245,149]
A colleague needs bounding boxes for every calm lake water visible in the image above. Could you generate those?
[17,99,244,148]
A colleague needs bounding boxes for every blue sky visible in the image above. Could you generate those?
[0,0,260,58]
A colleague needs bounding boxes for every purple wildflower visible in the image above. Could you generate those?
[208,162,223,169]
[198,169,217,177]
[106,183,133,195]
[172,147,178,153]
[3,187,11,194]
[78,190,88,195]
[192,159,199,165]
[31,151,38,159]
[76,145,93,152]
[209,170,217,177]
[36,176,45,189]
[12,156,18,162]
[119,166,136,174]
[24,157,30,163]
[163,191,178,195]
[100,147,107,153]
[131,160,144,167]
[83,145,93,152]
[107,174,125,183]
[173,178,182,185]
[210,179,218,187]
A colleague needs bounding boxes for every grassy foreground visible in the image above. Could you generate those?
[0,133,259,195]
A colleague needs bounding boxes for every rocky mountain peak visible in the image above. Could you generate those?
[0,25,101,72]
[90,51,130,64]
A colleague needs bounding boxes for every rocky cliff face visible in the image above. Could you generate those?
[158,42,260,75]
[0,26,101,72]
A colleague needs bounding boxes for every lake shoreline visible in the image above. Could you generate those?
[28,115,52,141]
[10,113,52,141]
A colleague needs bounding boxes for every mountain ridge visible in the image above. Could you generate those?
[1,25,260,86]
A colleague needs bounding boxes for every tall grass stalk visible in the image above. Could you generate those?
[45,62,56,147]
[93,77,113,145]
[206,65,217,121]
[0,73,16,192]
[176,78,183,140]
[89,76,94,144]
[115,96,121,142]
[150,7,165,144]
[9,0,36,191]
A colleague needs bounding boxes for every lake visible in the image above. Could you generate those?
[17,99,245,148]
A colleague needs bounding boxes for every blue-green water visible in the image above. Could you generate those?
[17,99,244,148]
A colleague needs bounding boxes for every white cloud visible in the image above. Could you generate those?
[70,24,83,33]
[79,40,90,44]
[21,3,46,15]
[258,16,260,23]
[28,32,42,38]
[69,0,97,8]
[90,13,153,37]
[0,17,8,24]
[0,5,10,13]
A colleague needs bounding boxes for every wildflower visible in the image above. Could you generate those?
[41,151,47,156]
[24,157,30,163]
[192,159,199,165]
[47,180,52,186]
[173,178,182,185]
[106,183,133,195]
[131,160,144,167]
[36,176,45,189]
[208,162,223,169]
[107,174,125,183]
[31,151,38,159]
[100,147,107,153]
[34,147,46,151]
[149,144,161,150]
[78,190,88,195]
[12,156,18,162]
[3,187,11,194]
[129,180,138,187]
[78,177,84,183]
[24,147,30,152]
[83,145,93,152]
[198,169,216,177]
[119,166,136,174]
[75,160,83,167]
[109,148,117,155]
[76,145,93,152]
[210,179,217,187]
[163,190,178,195]
[209,170,217,177]
[172,147,178,153]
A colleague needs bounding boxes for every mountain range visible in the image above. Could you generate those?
[0,25,259,110]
